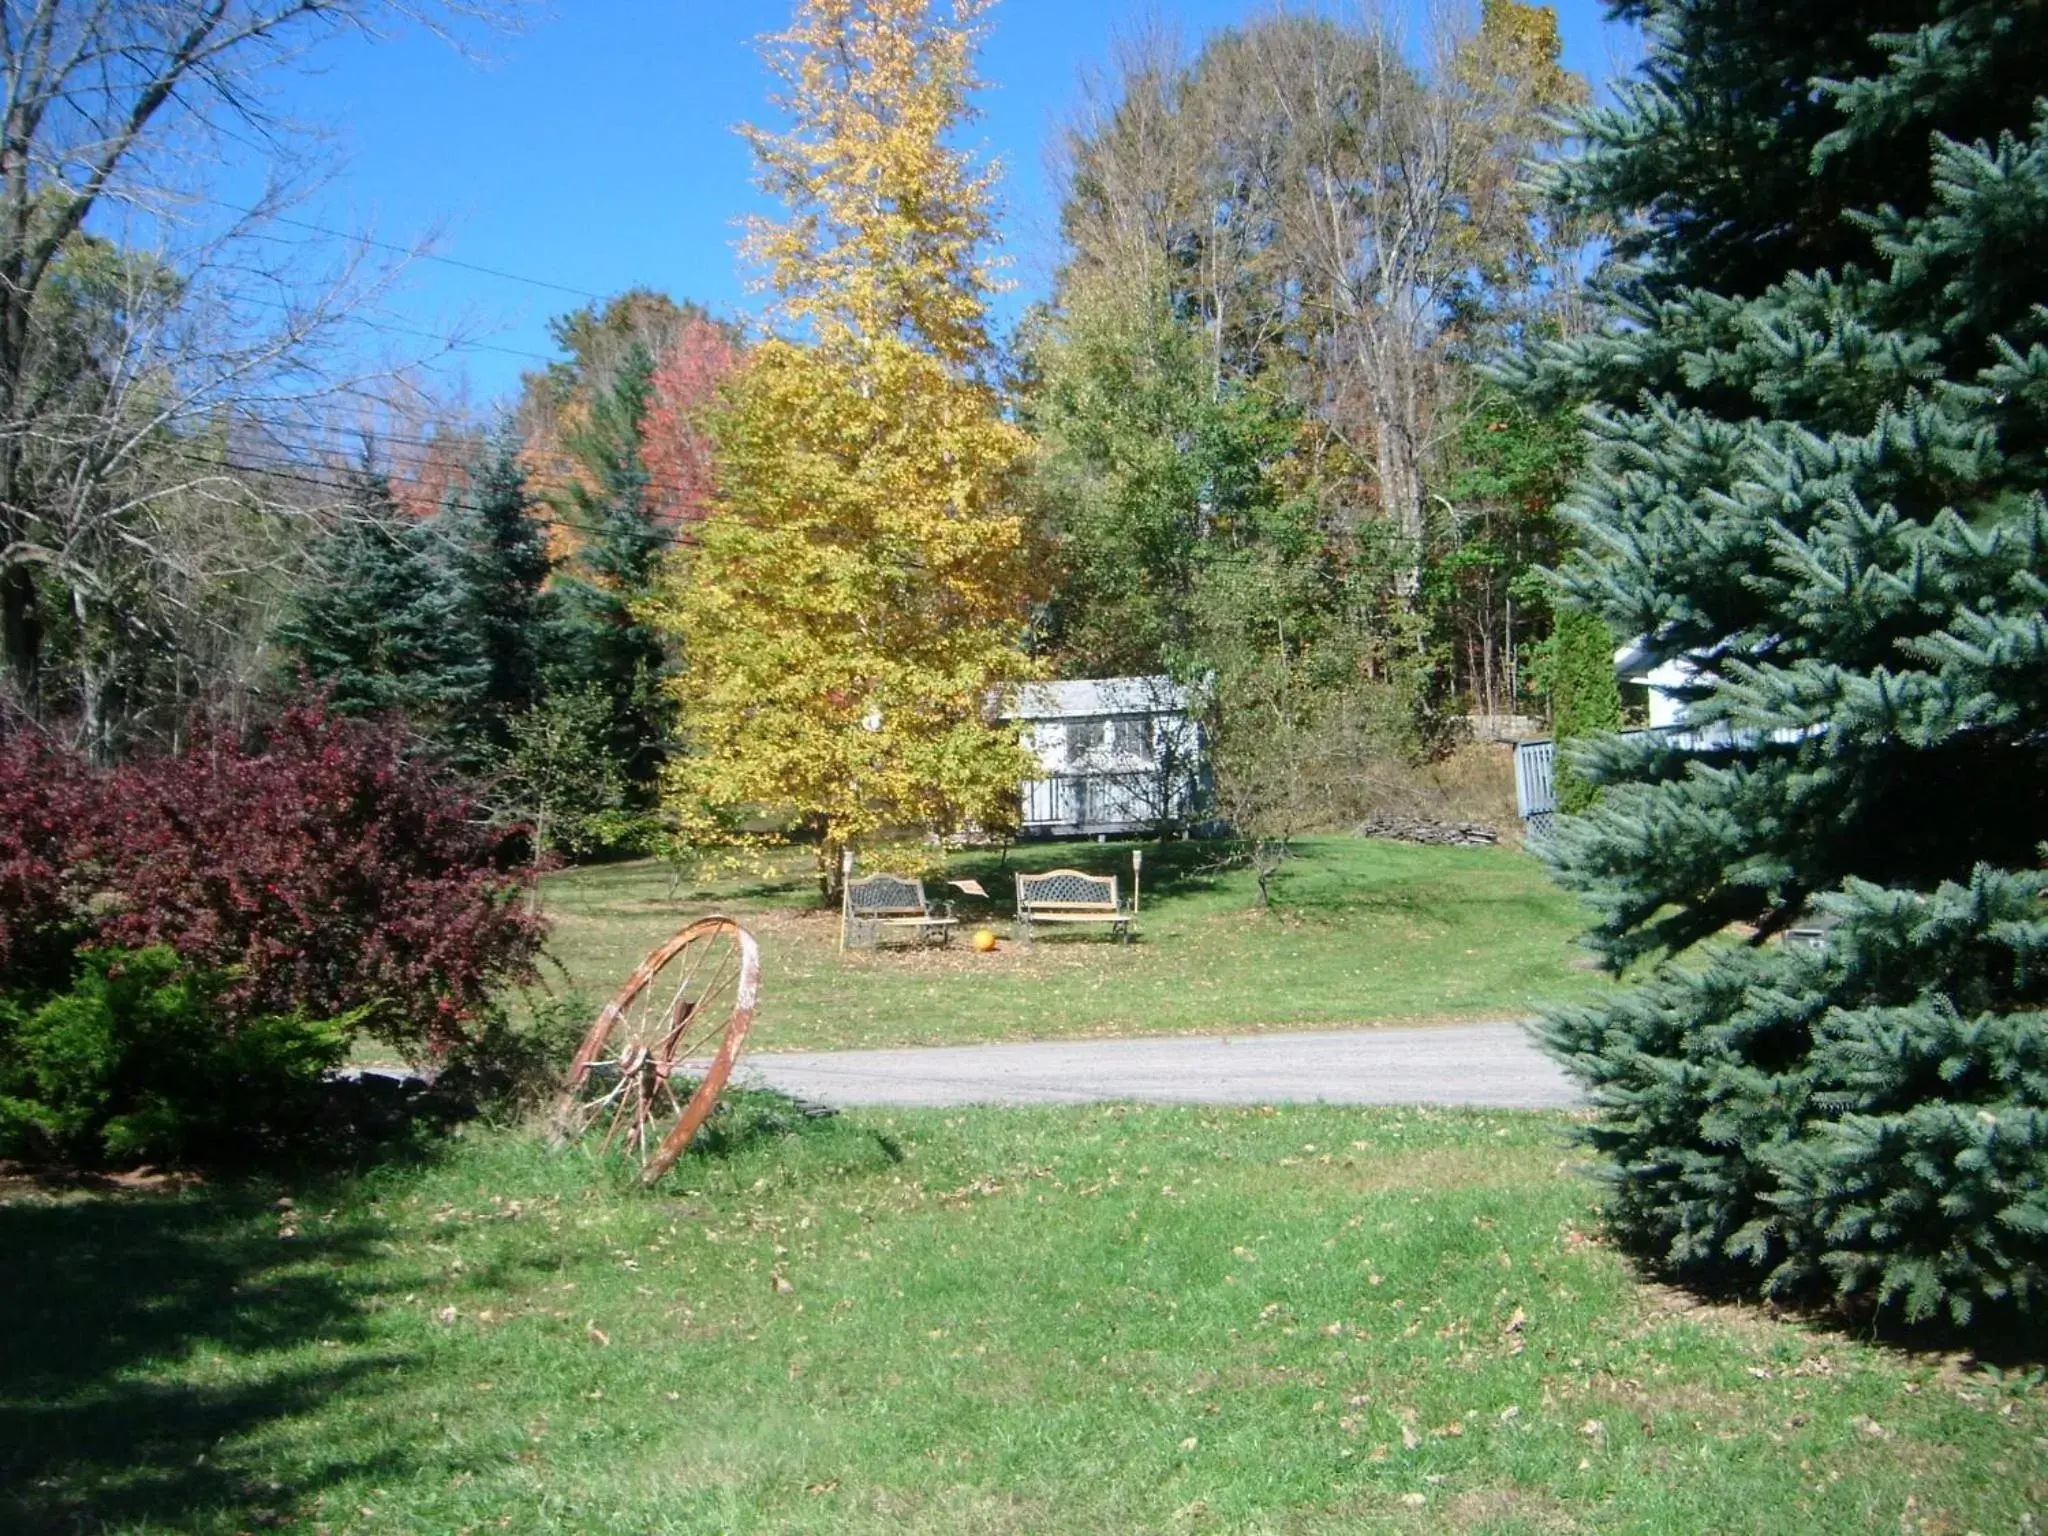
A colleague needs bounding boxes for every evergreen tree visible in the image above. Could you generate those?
[438,434,553,741]
[543,341,673,806]
[275,467,489,749]
[1515,0,2048,1326]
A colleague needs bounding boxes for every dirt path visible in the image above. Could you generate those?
[731,1020,1579,1110]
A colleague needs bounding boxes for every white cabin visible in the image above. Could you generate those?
[1001,675,1207,837]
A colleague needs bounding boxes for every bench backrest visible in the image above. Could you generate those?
[846,873,929,917]
[1017,869,1119,911]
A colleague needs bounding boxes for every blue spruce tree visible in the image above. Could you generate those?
[275,464,489,752]
[1515,0,2048,1326]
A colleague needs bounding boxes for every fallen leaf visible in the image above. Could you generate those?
[586,1321,611,1347]
[1179,1436,1199,1451]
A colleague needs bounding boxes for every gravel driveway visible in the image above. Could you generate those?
[733,1020,1579,1110]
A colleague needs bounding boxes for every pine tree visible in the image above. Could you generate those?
[542,342,673,806]
[275,467,489,749]
[1516,0,2048,1326]
[644,0,1038,888]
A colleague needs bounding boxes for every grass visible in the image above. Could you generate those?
[4,1105,2041,1533]
[535,836,1611,1053]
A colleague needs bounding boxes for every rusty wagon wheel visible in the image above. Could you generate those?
[553,916,761,1185]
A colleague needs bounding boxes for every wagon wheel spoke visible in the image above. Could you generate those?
[598,1089,634,1155]
[655,1072,689,1124]
[656,933,721,1031]
[669,945,741,1063]
[570,1067,636,1134]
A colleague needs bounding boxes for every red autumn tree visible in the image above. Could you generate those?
[641,314,741,526]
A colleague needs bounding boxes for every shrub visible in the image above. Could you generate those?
[0,947,352,1165]
[0,701,547,1061]
[91,701,546,1057]
[1541,867,2048,1327]
[1535,608,1620,815]
[433,992,592,1121]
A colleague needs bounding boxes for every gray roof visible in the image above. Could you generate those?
[1000,675,1191,720]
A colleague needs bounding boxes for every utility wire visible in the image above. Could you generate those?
[213,199,617,304]
[157,440,702,551]
[190,415,717,516]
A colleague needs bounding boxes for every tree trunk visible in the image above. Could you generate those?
[1,562,39,704]
[1372,399,1425,596]
[71,586,111,765]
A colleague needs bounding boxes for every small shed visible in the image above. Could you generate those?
[1001,675,1206,838]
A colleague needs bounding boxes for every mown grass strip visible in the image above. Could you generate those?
[4,1105,2039,1533]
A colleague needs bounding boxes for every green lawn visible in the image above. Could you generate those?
[536,837,1609,1053]
[5,1107,2039,1533]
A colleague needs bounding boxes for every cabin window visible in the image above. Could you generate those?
[1062,717,1105,768]
[1111,716,1154,761]
[1055,714,1160,769]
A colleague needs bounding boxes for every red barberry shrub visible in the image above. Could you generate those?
[91,702,545,1057]
[0,734,99,998]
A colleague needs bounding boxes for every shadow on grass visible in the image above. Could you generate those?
[683,1086,851,1160]
[951,836,1229,904]
[0,1185,412,1533]
[1602,1225,2048,1369]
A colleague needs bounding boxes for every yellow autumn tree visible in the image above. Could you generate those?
[643,0,1038,887]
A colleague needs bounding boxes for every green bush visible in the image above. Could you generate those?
[1542,868,2048,1327]
[1536,607,1620,815]
[434,992,592,1122]
[0,948,352,1165]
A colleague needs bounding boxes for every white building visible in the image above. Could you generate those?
[1001,675,1207,838]
[1512,641,1693,825]
[1612,637,1694,729]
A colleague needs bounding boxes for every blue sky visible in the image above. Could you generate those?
[257,0,1638,407]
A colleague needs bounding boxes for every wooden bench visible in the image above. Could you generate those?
[1015,868,1135,944]
[842,873,958,950]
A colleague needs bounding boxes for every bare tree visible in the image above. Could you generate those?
[0,0,525,745]
[1055,3,1583,595]
[1242,2,1579,590]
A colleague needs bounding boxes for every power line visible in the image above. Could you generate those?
[213,199,617,305]
[210,285,573,365]
[192,410,719,512]
[157,440,703,551]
